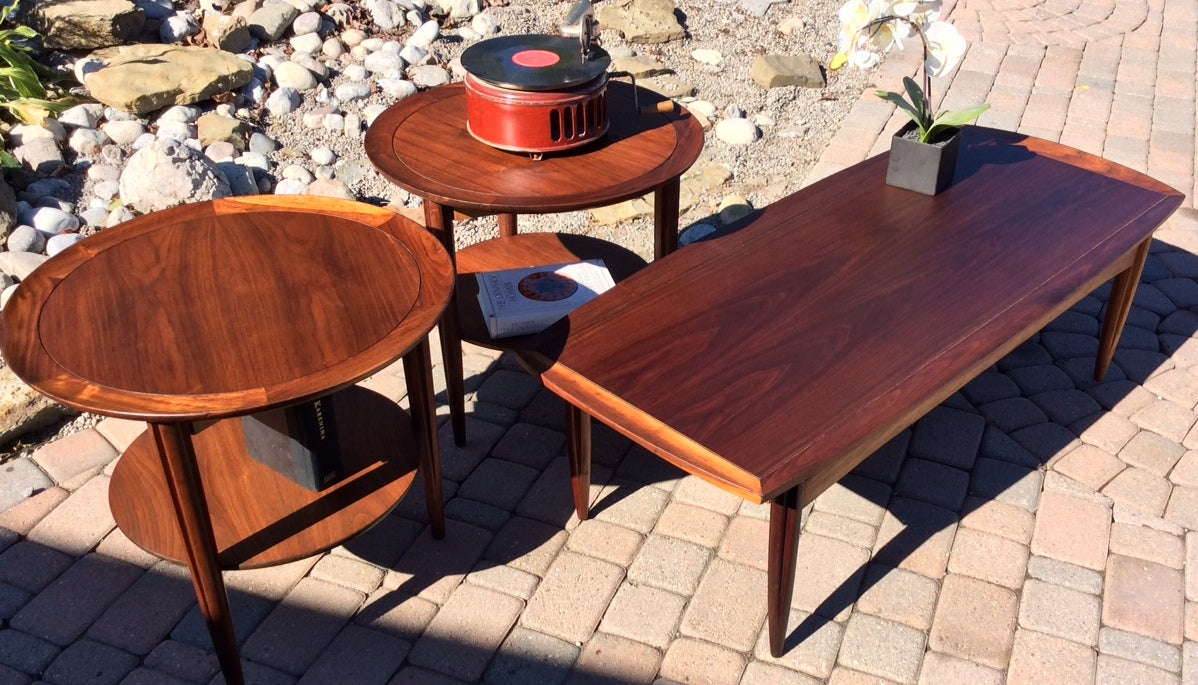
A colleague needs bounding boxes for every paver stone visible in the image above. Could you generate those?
[1103,554,1184,644]
[928,575,1018,670]
[1007,629,1097,685]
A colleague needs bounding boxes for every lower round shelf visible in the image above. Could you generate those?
[454,232,649,349]
[109,385,420,570]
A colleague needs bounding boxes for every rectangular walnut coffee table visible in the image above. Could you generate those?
[517,126,1184,656]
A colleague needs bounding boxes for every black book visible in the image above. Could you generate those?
[241,395,342,491]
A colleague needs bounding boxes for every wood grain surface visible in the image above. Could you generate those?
[0,196,454,421]
[108,386,419,568]
[364,81,704,213]
[521,126,1185,504]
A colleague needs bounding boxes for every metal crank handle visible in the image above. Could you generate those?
[607,71,677,116]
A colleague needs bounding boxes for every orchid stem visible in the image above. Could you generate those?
[860,14,932,106]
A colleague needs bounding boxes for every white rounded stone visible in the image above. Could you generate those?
[322,113,345,132]
[715,118,760,145]
[234,152,272,171]
[58,103,104,128]
[289,32,324,55]
[273,61,317,90]
[334,82,370,102]
[100,120,147,146]
[158,105,202,123]
[471,12,498,35]
[399,44,427,65]
[342,64,368,81]
[46,233,84,257]
[407,19,439,47]
[364,51,404,74]
[274,178,308,194]
[377,79,417,100]
[266,87,302,115]
[281,164,314,182]
[160,12,199,42]
[321,37,345,58]
[310,147,336,166]
[6,225,45,253]
[291,10,322,35]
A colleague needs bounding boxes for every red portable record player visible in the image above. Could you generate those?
[459,2,612,156]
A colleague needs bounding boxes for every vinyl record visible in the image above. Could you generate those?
[460,34,611,91]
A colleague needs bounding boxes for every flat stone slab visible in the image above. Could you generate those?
[24,0,143,50]
[86,45,254,114]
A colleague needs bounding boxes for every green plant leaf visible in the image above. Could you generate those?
[0,70,46,99]
[0,148,18,169]
[875,89,926,132]
[901,76,930,123]
[933,103,990,128]
[0,41,49,99]
[924,104,990,141]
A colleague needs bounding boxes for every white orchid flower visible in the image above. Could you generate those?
[922,20,967,77]
[889,0,942,20]
[834,0,987,143]
[866,20,899,54]
[850,46,883,69]
[837,0,890,62]
[838,0,874,37]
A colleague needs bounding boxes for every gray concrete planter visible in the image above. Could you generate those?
[886,121,961,195]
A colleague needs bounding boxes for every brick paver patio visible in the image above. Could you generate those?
[1,0,1196,682]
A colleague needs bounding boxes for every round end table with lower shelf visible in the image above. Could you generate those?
[0,196,455,685]
[365,81,704,445]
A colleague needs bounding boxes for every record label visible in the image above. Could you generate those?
[511,50,561,68]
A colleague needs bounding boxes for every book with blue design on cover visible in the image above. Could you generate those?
[476,260,614,338]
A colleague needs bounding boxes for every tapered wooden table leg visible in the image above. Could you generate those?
[425,201,467,447]
[498,213,518,238]
[1095,238,1151,380]
[403,338,445,539]
[767,486,803,658]
[565,404,592,520]
[151,422,244,685]
[653,176,682,260]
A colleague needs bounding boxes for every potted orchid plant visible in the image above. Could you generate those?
[832,0,989,194]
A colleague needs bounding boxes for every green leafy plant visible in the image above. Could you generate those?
[878,74,989,144]
[0,1,71,125]
[832,1,989,144]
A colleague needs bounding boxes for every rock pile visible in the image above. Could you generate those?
[0,0,865,446]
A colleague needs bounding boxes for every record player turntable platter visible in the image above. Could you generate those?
[459,34,611,91]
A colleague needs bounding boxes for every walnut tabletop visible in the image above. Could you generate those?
[1,196,452,421]
[0,196,455,685]
[518,126,1184,656]
[364,80,704,218]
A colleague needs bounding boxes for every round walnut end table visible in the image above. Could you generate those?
[365,80,703,445]
[0,196,454,685]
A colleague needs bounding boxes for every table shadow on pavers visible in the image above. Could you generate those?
[0,479,651,683]
[774,238,1198,650]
